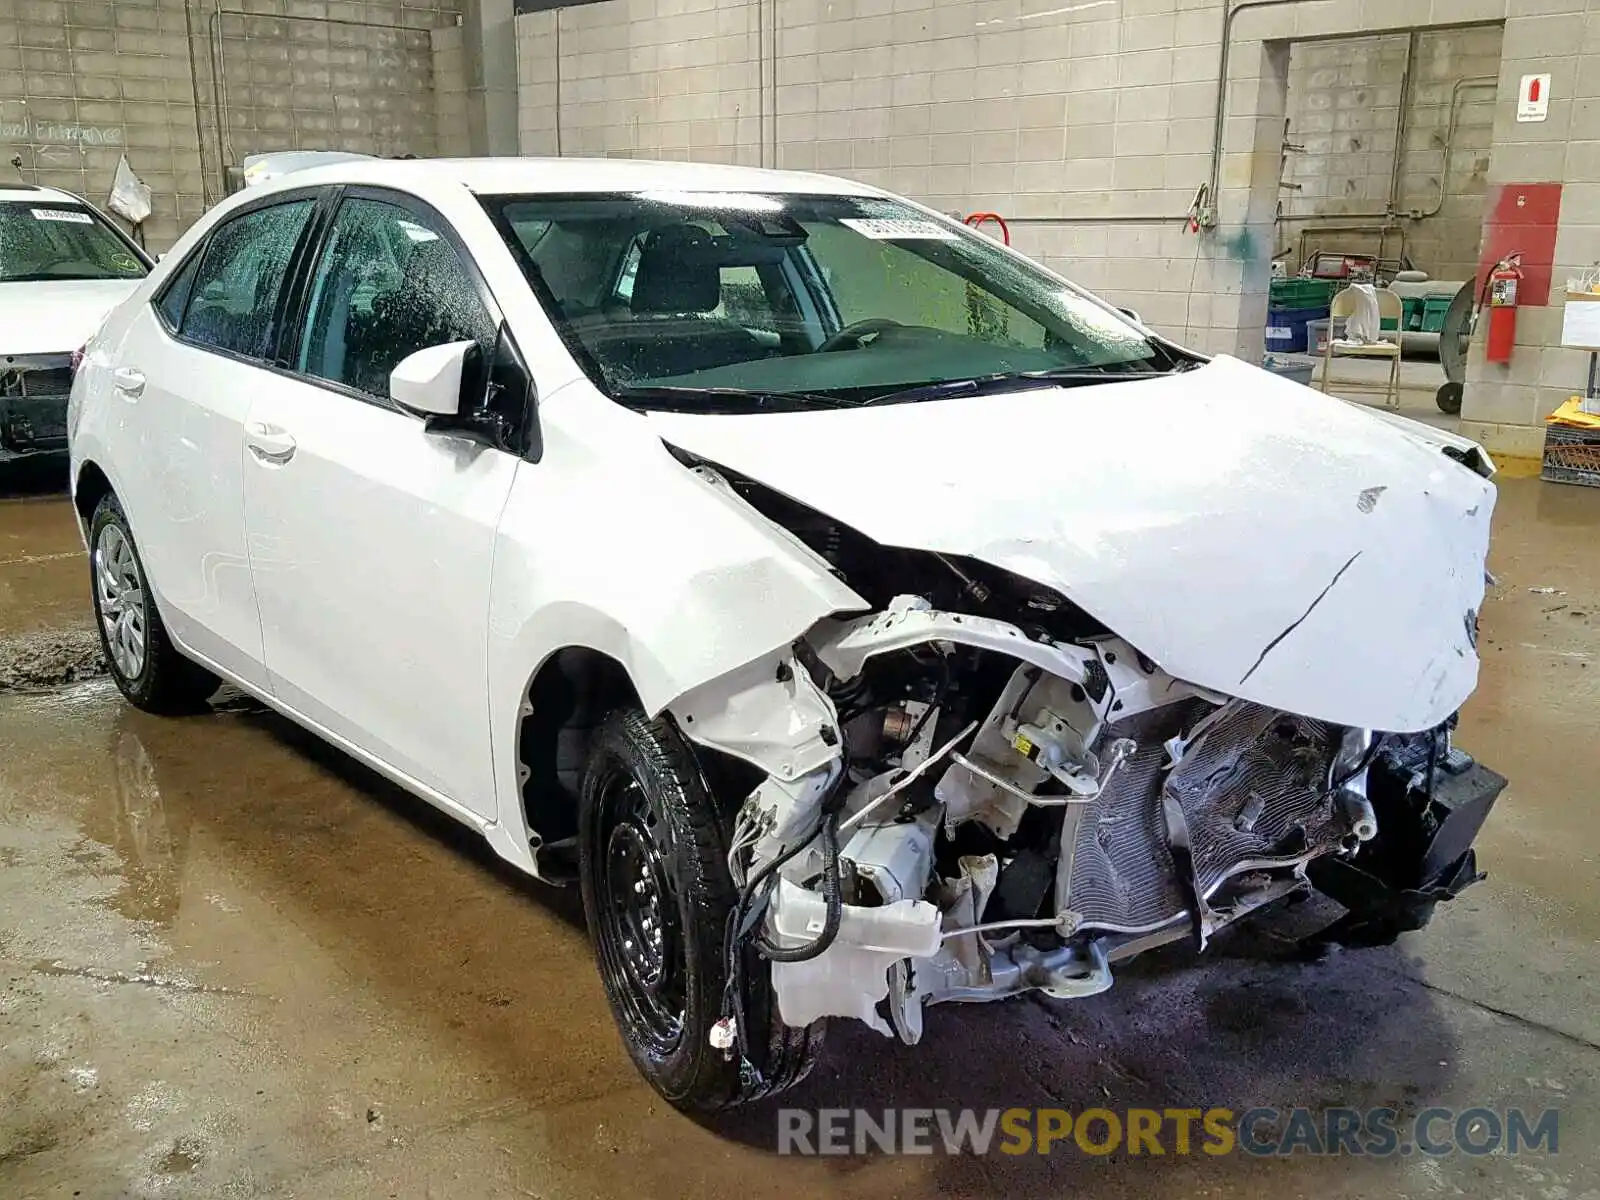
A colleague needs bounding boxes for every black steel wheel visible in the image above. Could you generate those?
[578,707,823,1112]
[1437,380,1464,415]
[593,772,688,1055]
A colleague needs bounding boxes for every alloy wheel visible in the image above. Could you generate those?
[95,523,148,681]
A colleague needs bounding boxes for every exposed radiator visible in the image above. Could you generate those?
[1063,701,1340,934]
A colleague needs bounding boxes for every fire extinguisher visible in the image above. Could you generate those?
[1484,253,1523,364]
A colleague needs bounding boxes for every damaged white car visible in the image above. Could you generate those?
[68,159,1505,1113]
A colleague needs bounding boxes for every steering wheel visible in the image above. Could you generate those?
[818,318,902,353]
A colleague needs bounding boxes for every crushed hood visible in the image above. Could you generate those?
[0,279,141,356]
[647,355,1495,733]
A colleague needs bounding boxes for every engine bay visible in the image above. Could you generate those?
[664,467,1506,1065]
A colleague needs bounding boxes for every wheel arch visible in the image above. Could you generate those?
[73,459,115,535]
[510,643,764,877]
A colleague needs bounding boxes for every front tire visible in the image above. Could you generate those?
[578,708,821,1112]
[88,493,218,714]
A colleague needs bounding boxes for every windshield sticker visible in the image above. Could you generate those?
[841,218,957,241]
[31,208,93,224]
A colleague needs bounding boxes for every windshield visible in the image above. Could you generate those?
[483,192,1176,411]
[0,202,149,283]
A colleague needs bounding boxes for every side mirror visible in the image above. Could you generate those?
[390,340,475,417]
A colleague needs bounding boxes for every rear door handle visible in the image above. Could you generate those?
[112,367,145,398]
[245,421,297,465]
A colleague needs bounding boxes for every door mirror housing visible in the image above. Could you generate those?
[390,340,475,417]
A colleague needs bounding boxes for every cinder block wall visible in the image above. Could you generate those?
[211,3,453,164]
[515,0,1254,352]
[513,0,1597,460]
[0,0,461,251]
[0,0,210,250]
[1282,26,1502,285]
[431,24,471,154]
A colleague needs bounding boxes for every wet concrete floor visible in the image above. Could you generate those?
[2,471,1598,1198]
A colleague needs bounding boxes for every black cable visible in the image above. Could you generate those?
[1330,733,1384,794]
[754,813,843,962]
[901,654,951,751]
[719,803,834,1067]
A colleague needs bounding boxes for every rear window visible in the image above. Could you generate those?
[0,202,148,283]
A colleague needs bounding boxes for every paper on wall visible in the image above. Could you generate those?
[1561,292,1600,352]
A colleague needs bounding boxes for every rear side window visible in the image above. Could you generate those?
[154,250,202,330]
[180,200,314,360]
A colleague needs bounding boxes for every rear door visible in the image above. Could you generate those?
[240,188,518,821]
[107,193,321,690]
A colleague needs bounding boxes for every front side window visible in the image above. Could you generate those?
[297,196,494,402]
[0,202,148,283]
[181,199,314,360]
[486,192,1173,412]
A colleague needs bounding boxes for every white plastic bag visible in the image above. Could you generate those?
[1341,283,1382,345]
[107,155,152,226]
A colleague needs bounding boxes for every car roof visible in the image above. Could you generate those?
[246,156,883,200]
[0,183,86,205]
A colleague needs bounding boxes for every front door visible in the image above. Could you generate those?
[240,191,516,821]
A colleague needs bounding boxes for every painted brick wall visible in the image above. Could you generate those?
[1461,0,1600,458]
[0,0,461,251]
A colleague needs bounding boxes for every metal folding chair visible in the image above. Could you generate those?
[1316,286,1404,408]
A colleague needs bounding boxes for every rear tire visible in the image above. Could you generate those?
[578,707,822,1112]
[88,493,218,714]
[1436,380,1464,415]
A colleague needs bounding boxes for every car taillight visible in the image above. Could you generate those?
[69,345,85,375]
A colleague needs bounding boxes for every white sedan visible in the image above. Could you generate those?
[69,157,1506,1112]
[1,184,150,467]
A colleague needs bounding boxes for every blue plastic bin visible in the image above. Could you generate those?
[1265,305,1327,354]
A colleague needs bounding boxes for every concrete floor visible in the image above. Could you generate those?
[2,464,1598,1198]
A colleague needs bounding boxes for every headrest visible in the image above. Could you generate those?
[631,225,722,315]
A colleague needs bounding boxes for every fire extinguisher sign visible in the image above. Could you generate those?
[1519,74,1552,122]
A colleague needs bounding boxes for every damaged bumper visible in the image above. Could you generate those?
[672,595,1504,1048]
[1307,735,1505,948]
[1,353,72,461]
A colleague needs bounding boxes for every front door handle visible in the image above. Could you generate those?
[112,367,145,398]
[245,421,297,465]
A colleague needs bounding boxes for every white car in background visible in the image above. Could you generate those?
[1,184,151,467]
[236,150,377,191]
[68,158,1506,1113]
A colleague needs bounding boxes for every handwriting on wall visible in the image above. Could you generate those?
[0,117,125,147]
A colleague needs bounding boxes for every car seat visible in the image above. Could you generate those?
[612,225,763,380]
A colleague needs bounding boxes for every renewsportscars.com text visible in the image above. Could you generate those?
[776,1107,1560,1157]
